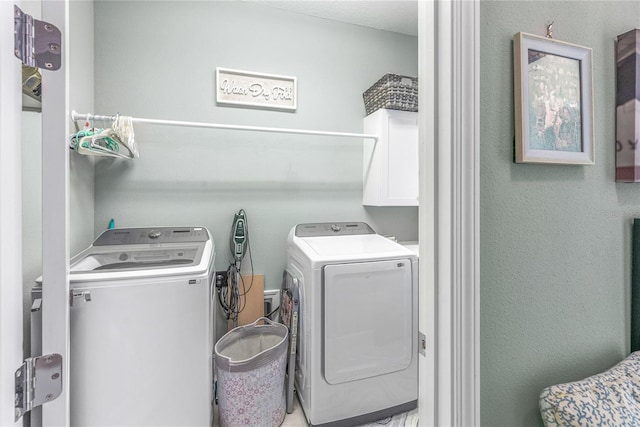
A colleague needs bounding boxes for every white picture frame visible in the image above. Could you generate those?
[514,32,594,165]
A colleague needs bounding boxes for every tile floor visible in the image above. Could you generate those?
[281,395,308,426]
[215,393,419,427]
[213,393,307,426]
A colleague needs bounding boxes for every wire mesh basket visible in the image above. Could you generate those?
[363,73,418,116]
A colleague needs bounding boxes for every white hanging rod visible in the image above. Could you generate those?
[71,111,378,142]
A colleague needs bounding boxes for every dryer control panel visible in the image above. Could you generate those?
[295,222,375,237]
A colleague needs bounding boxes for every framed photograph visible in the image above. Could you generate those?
[514,32,594,164]
[615,29,640,182]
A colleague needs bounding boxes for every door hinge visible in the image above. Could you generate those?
[14,5,62,70]
[15,354,63,421]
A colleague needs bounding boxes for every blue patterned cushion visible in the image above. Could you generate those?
[540,352,640,426]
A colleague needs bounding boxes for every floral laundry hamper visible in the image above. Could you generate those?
[215,317,289,427]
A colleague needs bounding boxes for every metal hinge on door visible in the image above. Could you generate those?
[14,354,63,421]
[13,5,61,70]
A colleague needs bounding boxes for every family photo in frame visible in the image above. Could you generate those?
[514,32,594,165]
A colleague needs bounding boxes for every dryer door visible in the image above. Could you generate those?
[323,259,413,385]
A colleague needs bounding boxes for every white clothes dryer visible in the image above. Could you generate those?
[287,222,418,426]
[399,241,419,257]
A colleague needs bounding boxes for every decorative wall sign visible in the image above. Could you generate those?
[616,29,640,182]
[513,32,594,165]
[216,68,297,111]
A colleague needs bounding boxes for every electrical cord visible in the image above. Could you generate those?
[217,209,256,323]
[265,305,280,320]
[216,267,233,321]
[235,211,254,315]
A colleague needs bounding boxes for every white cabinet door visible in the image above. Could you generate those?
[363,109,419,206]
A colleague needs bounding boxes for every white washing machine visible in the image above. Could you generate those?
[287,222,418,426]
[31,226,215,426]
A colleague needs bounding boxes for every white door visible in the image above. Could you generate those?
[39,1,71,424]
[0,2,26,425]
[0,1,70,425]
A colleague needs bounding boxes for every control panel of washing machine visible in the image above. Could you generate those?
[93,227,209,246]
[295,222,375,237]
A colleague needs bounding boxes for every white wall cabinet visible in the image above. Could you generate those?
[363,109,418,206]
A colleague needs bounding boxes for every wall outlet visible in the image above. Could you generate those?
[214,270,228,288]
[264,289,281,320]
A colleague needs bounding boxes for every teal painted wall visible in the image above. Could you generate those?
[92,1,418,291]
[481,2,640,425]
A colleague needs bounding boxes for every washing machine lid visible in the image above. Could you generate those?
[71,245,203,272]
[68,227,214,281]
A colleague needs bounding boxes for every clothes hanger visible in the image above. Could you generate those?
[68,113,135,159]
[112,113,139,158]
[90,128,134,159]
